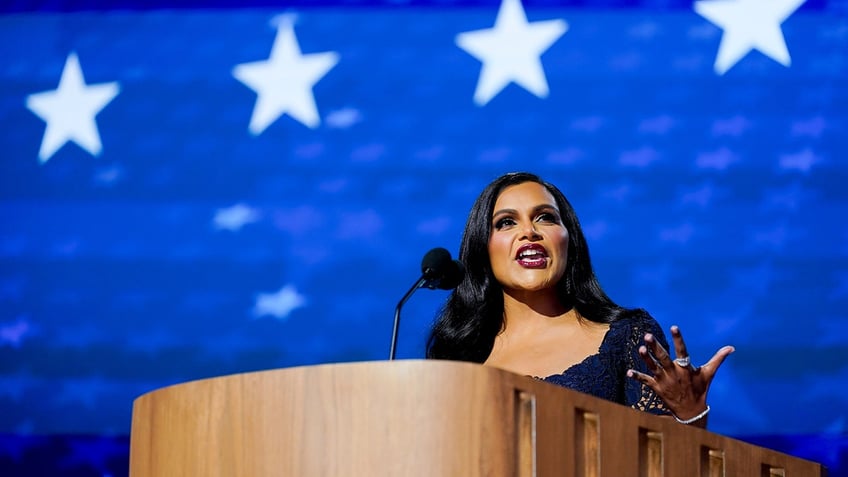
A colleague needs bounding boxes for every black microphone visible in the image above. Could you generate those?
[389,247,465,360]
[420,247,465,290]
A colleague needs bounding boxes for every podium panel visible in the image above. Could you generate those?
[129,360,825,477]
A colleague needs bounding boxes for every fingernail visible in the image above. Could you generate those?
[626,370,634,378]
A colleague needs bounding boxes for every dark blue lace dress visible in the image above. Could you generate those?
[541,311,670,415]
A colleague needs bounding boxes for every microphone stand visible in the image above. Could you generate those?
[389,276,428,360]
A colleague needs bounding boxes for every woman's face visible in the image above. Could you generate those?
[488,181,569,295]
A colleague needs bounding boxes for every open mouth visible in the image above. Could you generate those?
[515,243,548,268]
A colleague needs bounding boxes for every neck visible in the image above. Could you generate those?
[501,288,574,327]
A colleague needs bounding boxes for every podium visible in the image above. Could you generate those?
[129,360,825,476]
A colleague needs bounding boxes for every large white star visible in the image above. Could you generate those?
[26,52,120,163]
[233,17,339,133]
[456,0,567,106]
[695,0,807,75]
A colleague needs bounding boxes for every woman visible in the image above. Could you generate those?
[426,172,734,427]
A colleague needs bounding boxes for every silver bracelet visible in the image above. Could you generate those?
[673,405,710,424]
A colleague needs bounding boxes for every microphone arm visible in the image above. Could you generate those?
[389,275,427,360]
[390,247,464,360]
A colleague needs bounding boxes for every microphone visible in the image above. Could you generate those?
[420,247,465,290]
[389,247,465,360]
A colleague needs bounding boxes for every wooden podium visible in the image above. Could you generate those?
[129,360,825,476]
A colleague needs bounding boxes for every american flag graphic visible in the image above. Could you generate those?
[1,0,846,474]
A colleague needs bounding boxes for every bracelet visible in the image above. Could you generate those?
[673,405,710,424]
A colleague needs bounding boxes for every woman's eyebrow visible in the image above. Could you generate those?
[491,208,517,218]
[492,204,559,218]
[533,204,559,213]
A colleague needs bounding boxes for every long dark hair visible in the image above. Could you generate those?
[426,172,635,362]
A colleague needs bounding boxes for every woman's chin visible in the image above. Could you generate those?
[505,281,558,296]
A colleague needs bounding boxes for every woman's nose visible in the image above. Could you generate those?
[520,222,541,239]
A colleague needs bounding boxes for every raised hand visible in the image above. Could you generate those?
[627,325,735,427]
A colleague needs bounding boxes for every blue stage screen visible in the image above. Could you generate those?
[1,0,846,449]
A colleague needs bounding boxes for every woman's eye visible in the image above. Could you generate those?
[494,217,516,229]
[537,212,559,223]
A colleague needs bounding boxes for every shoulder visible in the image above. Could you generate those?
[604,309,668,349]
[610,308,660,333]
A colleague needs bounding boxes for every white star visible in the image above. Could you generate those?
[92,164,124,187]
[778,148,821,173]
[694,0,807,75]
[619,146,662,168]
[456,0,567,106]
[711,115,752,136]
[233,17,339,133]
[751,222,799,250]
[325,107,363,129]
[696,147,739,170]
[25,52,120,163]
[213,203,260,231]
[253,285,307,320]
[678,182,721,208]
[0,316,33,348]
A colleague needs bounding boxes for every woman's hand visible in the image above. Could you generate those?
[627,325,734,428]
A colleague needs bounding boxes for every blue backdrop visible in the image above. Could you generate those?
[1,0,846,474]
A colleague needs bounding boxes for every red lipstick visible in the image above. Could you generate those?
[515,243,548,269]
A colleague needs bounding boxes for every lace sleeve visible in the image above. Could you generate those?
[623,312,671,416]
